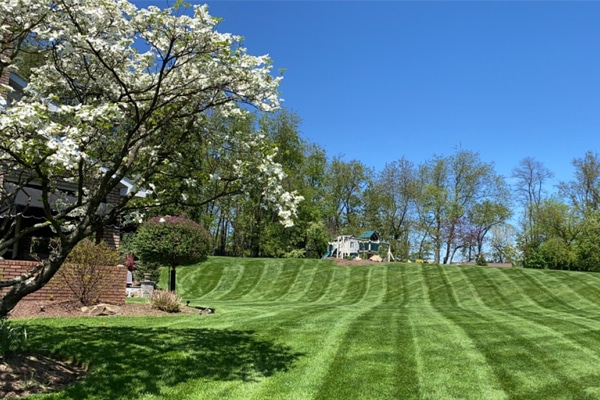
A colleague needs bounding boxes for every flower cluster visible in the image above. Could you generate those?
[0,0,300,249]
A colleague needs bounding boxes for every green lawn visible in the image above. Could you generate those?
[18,257,600,399]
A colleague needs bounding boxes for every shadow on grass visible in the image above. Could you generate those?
[27,324,303,399]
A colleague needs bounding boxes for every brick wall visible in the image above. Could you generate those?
[0,260,127,305]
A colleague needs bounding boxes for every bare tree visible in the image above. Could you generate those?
[512,157,554,245]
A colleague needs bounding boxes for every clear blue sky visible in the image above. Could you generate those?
[134,0,600,191]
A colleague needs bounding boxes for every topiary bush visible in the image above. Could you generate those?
[150,290,181,313]
[132,216,211,291]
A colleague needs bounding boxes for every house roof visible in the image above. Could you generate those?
[4,181,114,215]
[118,175,149,198]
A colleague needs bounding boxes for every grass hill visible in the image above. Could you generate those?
[27,257,600,399]
[173,257,600,399]
[176,257,600,312]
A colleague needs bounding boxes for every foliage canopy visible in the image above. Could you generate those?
[132,216,210,269]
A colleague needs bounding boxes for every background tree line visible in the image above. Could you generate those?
[140,108,600,271]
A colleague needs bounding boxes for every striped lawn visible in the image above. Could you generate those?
[21,257,600,399]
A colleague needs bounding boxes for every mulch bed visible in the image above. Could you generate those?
[8,300,198,319]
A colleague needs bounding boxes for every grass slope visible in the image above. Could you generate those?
[21,258,600,399]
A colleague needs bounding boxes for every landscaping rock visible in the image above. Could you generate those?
[81,304,121,316]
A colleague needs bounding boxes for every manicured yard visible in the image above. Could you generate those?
[17,257,600,399]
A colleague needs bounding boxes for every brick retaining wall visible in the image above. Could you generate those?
[0,260,127,305]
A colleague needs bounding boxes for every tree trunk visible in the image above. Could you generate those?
[169,266,176,292]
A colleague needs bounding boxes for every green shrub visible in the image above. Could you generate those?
[133,260,162,283]
[476,254,488,266]
[62,239,121,306]
[0,320,28,357]
[132,216,211,268]
[150,290,181,313]
[283,249,306,258]
[120,232,160,283]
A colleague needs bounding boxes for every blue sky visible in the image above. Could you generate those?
[134,1,600,191]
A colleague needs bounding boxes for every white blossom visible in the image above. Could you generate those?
[0,0,298,242]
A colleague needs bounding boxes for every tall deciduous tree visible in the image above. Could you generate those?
[574,210,600,272]
[0,0,301,317]
[461,199,512,262]
[325,157,370,235]
[512,157,554,246]
[524,198,579,270]
[248,110,308,257]
[559,151,600,215]
[489,223,518,264]
[418,150,509,264]
[364,158,418,259]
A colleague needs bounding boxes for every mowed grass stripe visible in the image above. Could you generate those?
[239,260,284,301]
[512,309,600,361]
[463,266,565,312]
[299,268,335,303]
[262,259,342,302]
[565,272,600,308]
[461,266,518,309]
[204,263,245,299]
[454,267,491,309]
[466,266,556,311]
[42,258,600,400]
[475,267,551,310]
[221,260,268,300]
[258,260,305,302]
[358,265,387,305]
[518,270,583,312]
[280,263,322,302]
[315,307,419,400]
[419,265,459,308]
[407,308,507,400]
[177,261,223,299]
[402,264,433,307]
[337,266,369,305]
[408,265,508,399]
[316,266,352,304]
[382,264,406,305]
[436,266,473,309]
[436,305,600,399]
[245,305,370,400]
[536,270,600,311]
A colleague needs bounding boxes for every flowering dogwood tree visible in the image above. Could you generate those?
[0,0,302,317]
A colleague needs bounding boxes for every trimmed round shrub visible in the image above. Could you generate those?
[132,216,211,268]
